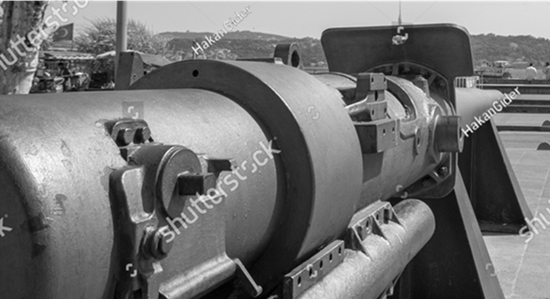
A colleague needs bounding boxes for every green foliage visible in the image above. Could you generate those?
[75,18,170,56]
[167,33,326,66]
[471,34,550,66]
[158,30,289,41]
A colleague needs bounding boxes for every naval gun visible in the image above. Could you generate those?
[0,24,531,299]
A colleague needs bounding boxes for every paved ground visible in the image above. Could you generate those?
[484,113,550,299]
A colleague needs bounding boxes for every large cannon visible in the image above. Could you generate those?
[0,24,530,299]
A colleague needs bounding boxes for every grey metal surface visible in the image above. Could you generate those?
[296,199,435,299]
[0,88,276,298]
[131,59,365,291]
[456,89,533,232]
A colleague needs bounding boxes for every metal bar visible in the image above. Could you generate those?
[115,1,128,77]
[296,199,435,299]
[497,125,550,132]
[236,57,283,64]
[283,240,345,299]
[503,105,550,113]
[479,84,550,95]
[508,99,550,105]
[480,84,550,87]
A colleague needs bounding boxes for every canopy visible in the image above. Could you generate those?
[40,51,95,60]
[95,50,171,68]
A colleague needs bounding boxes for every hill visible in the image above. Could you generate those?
[470,34,550,66]
[160,30,550,68]
[159,30,289,41]
[163,30,325,66]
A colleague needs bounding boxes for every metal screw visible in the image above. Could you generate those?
[156,229,174,256]
[438,166,449,177]
[144,227,174,259]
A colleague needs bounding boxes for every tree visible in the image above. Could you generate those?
[75,18,171,56]
[0,1,49,94]
[75,18,177,85]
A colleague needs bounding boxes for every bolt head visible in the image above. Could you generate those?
[158,231,174,255]
[145,227,174,259]
[438,166,449,177]
[134,127,151,144]
[116,128,134,146]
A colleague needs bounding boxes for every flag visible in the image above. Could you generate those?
[53,23,74,42]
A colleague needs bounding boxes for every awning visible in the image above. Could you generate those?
[96,50,171,68]
[40,51,95,60]
[140,53,171,68]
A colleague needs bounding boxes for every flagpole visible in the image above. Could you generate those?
[398,0,402,26]
[115,1,128,78]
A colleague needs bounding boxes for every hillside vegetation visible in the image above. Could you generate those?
[470,34,550,66]
[160,30,550,68]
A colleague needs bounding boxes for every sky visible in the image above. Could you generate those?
[51,1,550,40]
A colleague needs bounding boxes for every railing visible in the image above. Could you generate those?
[454,76,479,88]
[478,83,550,94]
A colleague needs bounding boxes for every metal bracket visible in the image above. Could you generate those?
[392,26,409,45]
[401,157,453,199]
[345,201,401,255]
[355,73,387,102]
[347,100,388,122]
[354,119,399,154]
[274,43,304,69]
[110,166,164,299]
[283,240,345,299]
[235,259,263,297]
[108,140,262,298]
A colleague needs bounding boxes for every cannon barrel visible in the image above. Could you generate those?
[456,87,508,131]
[0,23,523,299]
[0,60,441,299]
